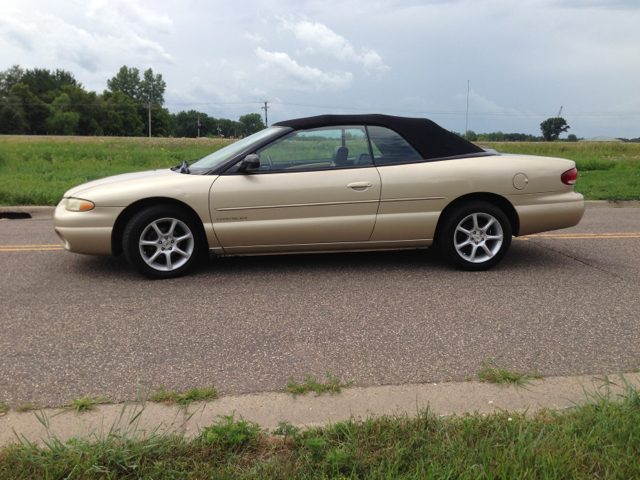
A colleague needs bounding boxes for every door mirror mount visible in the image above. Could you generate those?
[238,154,260,173]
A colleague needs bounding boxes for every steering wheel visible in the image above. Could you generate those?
[267,155,274,170]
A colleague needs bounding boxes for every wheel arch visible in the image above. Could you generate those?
[111,197,207,256]
[434,192,520,242]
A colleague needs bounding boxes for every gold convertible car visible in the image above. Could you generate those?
[53,114,585,278]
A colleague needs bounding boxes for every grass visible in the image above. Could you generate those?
[1,376,639,478]
[0,136,233,206]
[0,402,8,416]
[477,359,543,387]
[57,396,109,415]
[284,373,354,398]
[15,400,37,413]
[1,137,638,205]
[151,385,220,406]
[482,141,640,201]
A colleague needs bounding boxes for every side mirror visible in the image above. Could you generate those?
[238,154,260,173]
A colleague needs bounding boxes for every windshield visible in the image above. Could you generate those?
[190,127,286,169]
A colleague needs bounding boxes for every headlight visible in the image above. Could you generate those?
[65,198,95,212]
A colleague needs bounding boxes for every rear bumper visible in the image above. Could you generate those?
[53,201,123,256]
[512,191,585,236]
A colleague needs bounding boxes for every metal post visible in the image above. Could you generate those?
[197,116,200,138]
[465,80,469,139]
[262,101,269,127]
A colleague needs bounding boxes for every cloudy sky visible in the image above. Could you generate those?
[2,0,639,138]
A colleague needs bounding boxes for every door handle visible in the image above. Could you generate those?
[347,182,372,189]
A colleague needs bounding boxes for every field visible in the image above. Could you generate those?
[0,136,639,206]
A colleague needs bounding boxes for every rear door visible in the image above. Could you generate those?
[209,126,381,254]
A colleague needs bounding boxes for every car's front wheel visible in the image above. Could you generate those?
[123,205,204,279]
[437,201,512,271]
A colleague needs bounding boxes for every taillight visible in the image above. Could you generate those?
[561,167,578,185]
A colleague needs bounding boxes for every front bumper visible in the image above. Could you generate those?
[53,200,124,256]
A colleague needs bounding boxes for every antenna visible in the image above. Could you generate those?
[557,106,563,117]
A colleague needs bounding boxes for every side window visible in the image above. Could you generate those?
[255,126,372,172]
[367,126,422,165]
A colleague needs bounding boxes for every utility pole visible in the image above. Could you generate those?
[216,124,221,137]
[148,103,152,138]
[262,101,269,127]
[197,116,201,139]
[465,80,470,139]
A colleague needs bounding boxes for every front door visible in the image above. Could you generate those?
[209,126,381,254]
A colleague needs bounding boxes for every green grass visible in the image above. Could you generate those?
[57,396,109,415]
[0,136,233,206]
[0,402,8,415]
[284,373,354,398]
[482,141,640,200]
[1,137,638,205]
[151,385,220,406]
[1,376,640,478]
[15,400,37,413]
[477,359,543,387]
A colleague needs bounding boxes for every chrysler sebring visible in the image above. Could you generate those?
[53,114,585,278]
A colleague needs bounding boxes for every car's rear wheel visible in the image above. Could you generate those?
[437,201,512,271]
[123,205,204,279]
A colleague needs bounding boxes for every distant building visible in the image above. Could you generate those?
[579,136,622,142]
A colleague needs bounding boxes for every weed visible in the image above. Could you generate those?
[197,413,261,451]
[0,402,8,415]
[477,359,543,387]
[58,396,109,415]
[15,400,37,412]
[151,385,219,406]
[272,421,300,439]
[284,372,354,398]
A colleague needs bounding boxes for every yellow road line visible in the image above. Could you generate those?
[0,247,63,251]
[1,244,64,247]
[525,234,640,239]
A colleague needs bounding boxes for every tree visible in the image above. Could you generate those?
[0,65,25,99]
[46,93,80,135]
[107,66,141,99]
[540,117,570,141]
[465,130,477,141]
[567,134,578,142]
[100,91,144,137]
[6,83,50,134]
[239,113,266,135]
[20,68,80,99]
[139,68,166,106]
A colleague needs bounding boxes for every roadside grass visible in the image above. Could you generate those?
[15,400,37,413]
[477,359,543,387]
[0,136,233,206]
[1,376,640,478]
[57,396,110,415]
[151,385,220,406]
[284,373,354,398]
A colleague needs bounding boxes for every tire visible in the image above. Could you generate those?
[437,201,512,271]
[122,205,204,279]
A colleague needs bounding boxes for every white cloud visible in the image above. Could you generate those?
[0,10,174,74]
[280,19,389,74]
[255,47,353,91]
[86,0,175,35]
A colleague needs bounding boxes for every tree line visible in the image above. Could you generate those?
[0,65,265,138]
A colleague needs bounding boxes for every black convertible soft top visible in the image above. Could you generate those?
[273,114,484,160]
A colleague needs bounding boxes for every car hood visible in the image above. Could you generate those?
[64,169,179,198]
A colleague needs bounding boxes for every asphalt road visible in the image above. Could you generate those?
[1,208,639,407]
